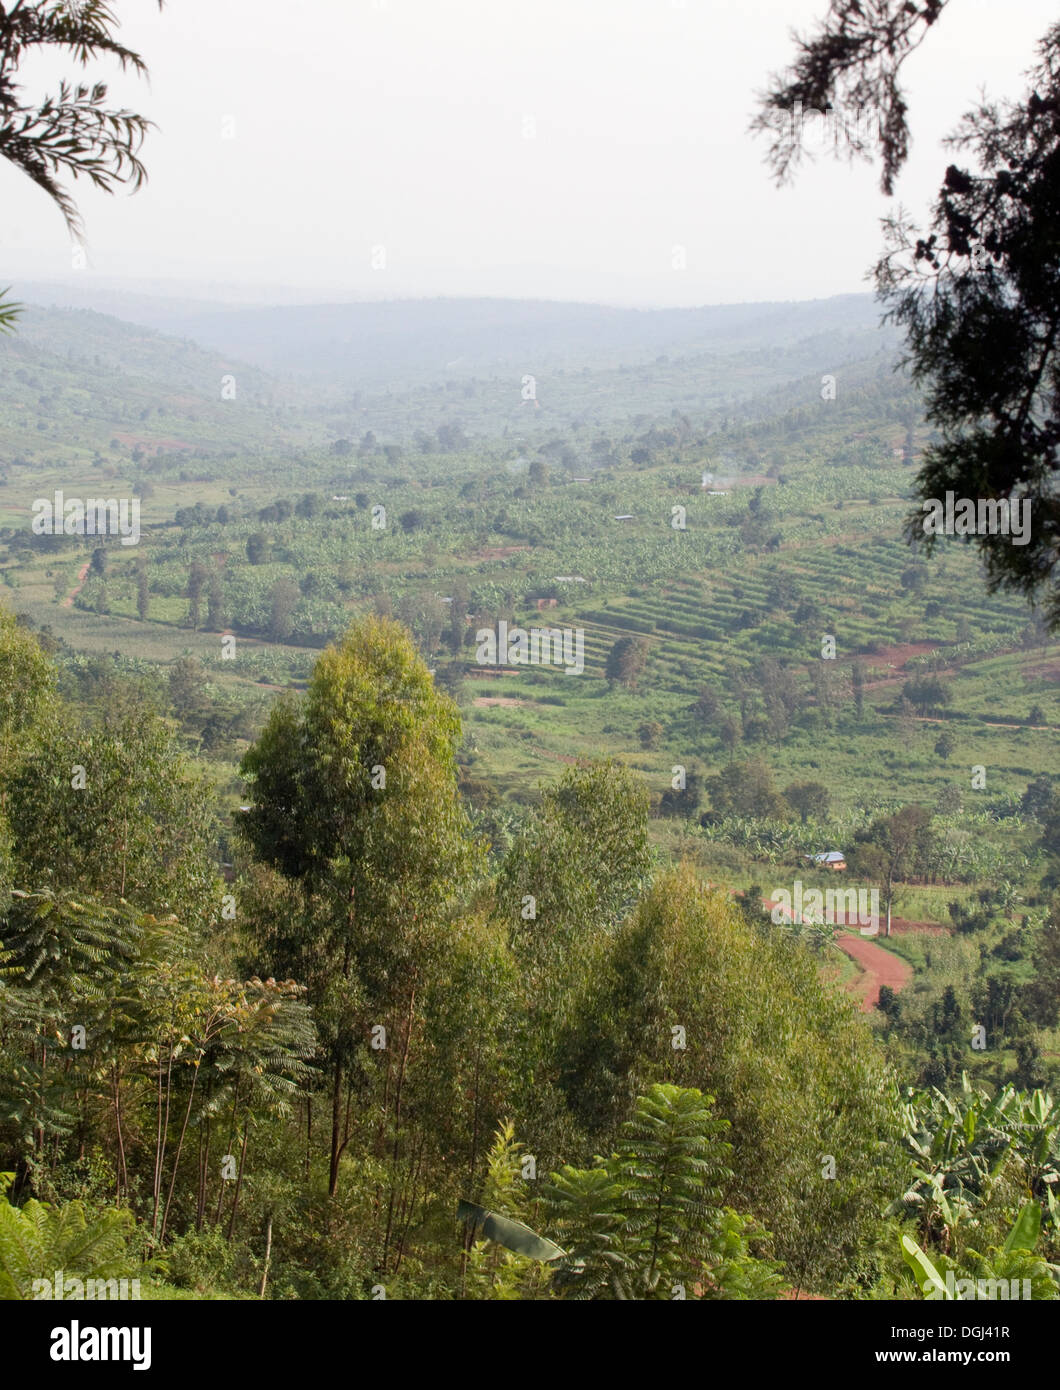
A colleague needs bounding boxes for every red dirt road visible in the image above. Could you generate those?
[62,560,91,608]
[834,932,913,1012]
[763,898,918,1012]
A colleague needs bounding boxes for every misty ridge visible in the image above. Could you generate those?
[11,284,890,384]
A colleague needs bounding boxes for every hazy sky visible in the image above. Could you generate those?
[1,0,1055,306]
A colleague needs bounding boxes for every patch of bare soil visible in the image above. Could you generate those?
[859,645,947,691]
[887,918,949,936]
[834,932,914,1012]
[62,560,91,608]
[532,744,579,765]
[763,898,937,1011]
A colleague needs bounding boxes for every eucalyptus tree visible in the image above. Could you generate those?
[3,702,218,929]
[497,759,653,962]
[495,760,653,1170]
[0,609,54,911]
[0,608,54,761]
[238,615,480,1199]
[557,866,901,1291]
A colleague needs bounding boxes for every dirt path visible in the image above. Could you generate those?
[833,932,913,1012]
[532,743,579,765]
[763,898,921,1012]
[62,561,91,608]
[887,917,949,936]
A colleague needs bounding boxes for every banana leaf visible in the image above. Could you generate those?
[900,1234,951,1299]
[457,1200,566,1263]
[1002,1199,1041,1254]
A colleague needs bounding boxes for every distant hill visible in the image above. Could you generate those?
[16,286,891,387]
[0,305,301,464]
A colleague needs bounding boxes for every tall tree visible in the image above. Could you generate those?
[267,578,300,642]
[557,869,900,1292]
[498,759,652,962]
[879,28,1060,624]
[206,569,225,631]
[784,780,830,824]
[756,5,1060,623]
[186,560,208,631]
[167,654,206,721]
[849,805,935,936]
[605,636,648,690]
[0,607,54,767]
[754,0,949,196]
[705,758,789,820]
[4,700,217,924]
[135,557,149,622]
[851,658,866,719]
[238,616,478,1198]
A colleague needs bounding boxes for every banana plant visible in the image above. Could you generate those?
[892,1075,1018,1245]
[1045,1186,1060,1236]
[900,1233,952,1299]
[1012,1088,1060,1195]
[901,1201,1059,1300]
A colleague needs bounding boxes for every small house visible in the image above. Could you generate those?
[807,851,846,871]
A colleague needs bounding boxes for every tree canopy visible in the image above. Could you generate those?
[757,5,1060,624]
